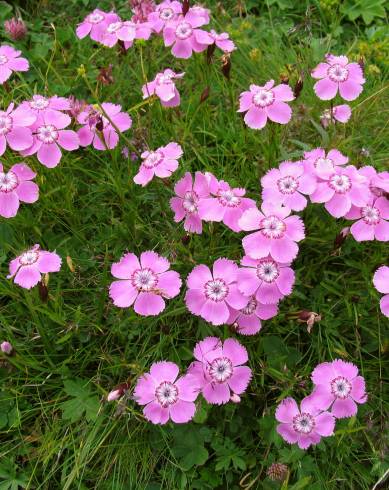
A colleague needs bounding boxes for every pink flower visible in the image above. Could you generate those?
[148,0,182,33]
[359,166,389,196]
[77,103,132,151]
[239,202,305,263]
[238,80,294,130]
[310,165,370,218]
[163,12,213,59]
[188,337,252,404]
[0,103,35,155]
[303,148,348,176]
[101,19,152,48]
[22,110,79,168]
[169,171,210,234]
[197,179,256,232]
[209,30,236,53]
[345,197,389,242]
[7,244,62,289]
[109,251,181,316]
[134,142,182,186]
[276,396,335,449]
[142,69,184,107]
[4,18,27,41]
[0,162,39,218]
[185,258,247,326]
[227,296,278,335]
[187,5,211,25]
[320,104,351,128]
[0,45,29,84]
[19,94,70,118]
[130,0,156,24]
[261,160,317,211]
[310,360,367,418]
[373,266,389,318]
[1,341,12,354]
[237,255,295,304]
[76,10,118,42]
[312,54,365,101]
[133,361,199,424]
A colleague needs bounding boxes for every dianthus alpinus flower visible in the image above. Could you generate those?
[373,266,389,318]
[185,258,247,326]
[227,297,278,335]
[134,142,182,186]
[142,69,184,108]
[0,163,39,218]
[345,197,389,242]
[147,0,182,33]
[303,148,348,177]
[0,103,35,156]
[239,202,305,263]
[1,341,12,354]
[187,5,211,25]
[169,171,210,234]
[237,255,295,304]
[238,80,294,130]
[22,111,79,168]
[163,11,213,59]
[310,165,369,218]
[197,179,256,232]
[261,160,317,212]
[309,360,367,418]
[209,30,236,53]
[19,95,70,119]
[311,54,365,101]
[109,251,181,316]
[77,103,132,151]
[133,361,199,424]
[188,337,252,405]
[276,396,335,450]
[7,244,62,289]
[76,9,118,42]
[320,104,351,128]
[0,45,29,84]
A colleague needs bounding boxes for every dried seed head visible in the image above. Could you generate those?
[267,463,288,481]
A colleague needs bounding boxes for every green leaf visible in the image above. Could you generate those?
[171,426,210,470]
[60,379,100,423]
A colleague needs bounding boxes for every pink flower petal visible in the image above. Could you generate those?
[15,181,38,203]
[143,401,169,424]
[38,251,61,273]
[202,381,230,405]
[373,266,389,294]
[228,366,251,394]
[57,130,79,151]
[266,101,292,124]
[314,78,338,100]
[111,253,140,279]
[133,373,156,405]
[339,79,363,101]
[140,251,170,273]
[185,288,207,315]
[150,361,179,384]
[0,192,19,218]
[277,423,298,444]
[200,299,229,325]
[37,143,62,168]
[331,398,357,418]
[169,400,196,423]
[14,265,41,289]
[109,280,138,308]
[244,106,267,129]
[187,264,212,289]
[351,376,367,403]
[222,338,248,366]
[270,237,298,263]
[134,292,165,316]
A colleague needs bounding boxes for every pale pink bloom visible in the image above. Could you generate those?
[107,389,121,401]
[373,266,389,318]
[130,0,156,24]
[101,19,152,48]
[1,341,12,354]
[19,94,70,119]
[312,54,365,101]
[310,360,367,418]
[276,396,335,449]
[261,160,317,211]
[169,171,210,234]
[0,103,35,156]
[163,12,213,59]
[22,111,79,168]
[320,104,351,128]
[239,202,305,263]
[0,162,39,218]
[4,18,27,41]
[237,255,295,304]
[76,10,118,42]
[187,5,211,25]
[303,148,348,177]
[77,103,132,151]
[345,197,389,242]
[359,166,389,196]
[134,142,182,186]
[7,244,61,289]
[197,180,256,232]
[310,165,370,218]
[147,0,182,33]
[209,30,236,52]
[238,80,294,130]
[227,296,278,335]
[185,258,247,326]
[133,361,199,424]
[0,45,29,84]
[109,251,181,316]
[142,69,184,107]
[188,337,252,405]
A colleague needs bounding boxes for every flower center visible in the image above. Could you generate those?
[88,13,104,24]
[292,413,315,434]
[361,205,380,225]
[19,249,39,266]
[36,124,59,143]
[328,64,349,83]
[30,96,49,110]
[0,54,8,65]
[175,22,193,40]
[107,21,122,33]
[0,171,18,193]
[260,215,286,239]
[209,357,233,383]
[143,151,164,169]
[183,190,198,214]
[253,89,275,108]
[277,175,299,195]
[131,268,158,292]
[0,115,13,135]
[217,189,241,207]
[256,259,280,283]
[204,278,229,302]
[314,157,333,168]
[328,174,352,194]
[240,296,257,315]
[330,376,352,399]
[160,7,174,20]
[155,381,178,407]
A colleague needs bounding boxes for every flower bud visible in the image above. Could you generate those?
[293,77,304,99]
[230,393,241,403]
[4,18,27,41]
[182,0,190,16]
[221,53,231,80]
[298,310,321,333]
[107,382,130,401]
[1,341,13,355]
